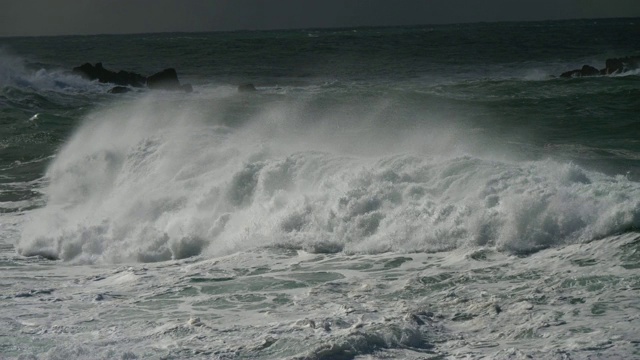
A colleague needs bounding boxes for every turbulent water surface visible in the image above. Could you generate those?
[1,19,640,359]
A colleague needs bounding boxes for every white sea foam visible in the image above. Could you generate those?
[16,94,640,263]
[612,67,640,77]
[4,232,640,359]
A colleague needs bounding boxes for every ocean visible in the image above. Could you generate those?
[1,18,639,359]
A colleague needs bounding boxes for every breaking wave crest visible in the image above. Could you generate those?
[16,94,640,263]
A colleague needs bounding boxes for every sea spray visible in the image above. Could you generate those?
[16,94,640,263]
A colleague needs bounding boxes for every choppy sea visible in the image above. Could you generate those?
[1,18,640,359]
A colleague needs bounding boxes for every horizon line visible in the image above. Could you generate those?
[0,16,637,39]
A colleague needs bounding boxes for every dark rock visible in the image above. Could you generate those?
[108,86,131,94]
[605,58,624,74]
[560,65,600,78]
[72,63,99,80]
[561,56,640,78]
[73,63,146,87]
[604,56,640,75]
[73,63,193,92]
[238,83,257,92]
[147,68,181,90]
[560,69,581,78]
[580,65,600,76]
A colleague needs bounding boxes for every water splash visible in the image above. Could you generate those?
[0,48,103,93]
[16,94,640,263]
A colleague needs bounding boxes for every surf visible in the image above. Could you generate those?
[16,92,640,263]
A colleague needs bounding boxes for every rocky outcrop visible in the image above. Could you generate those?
[604,56,640,75]
[560,56,640,78]
[560,65,600,78]
[73,63,146,87]
[147,68,181,90]
[73,63,192,92]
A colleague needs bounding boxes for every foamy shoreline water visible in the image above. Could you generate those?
[2,230,639,359]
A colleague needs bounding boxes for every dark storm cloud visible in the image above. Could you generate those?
[1,0,639,36]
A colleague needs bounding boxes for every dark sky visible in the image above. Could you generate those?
[1,0,639,36]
